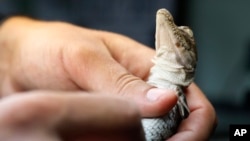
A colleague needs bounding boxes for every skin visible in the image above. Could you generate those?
[0,91,145,141]
[0,17,217,141]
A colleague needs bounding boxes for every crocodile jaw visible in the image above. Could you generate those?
[155,9,197,74]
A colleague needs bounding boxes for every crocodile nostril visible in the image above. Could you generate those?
[175,42,181,48]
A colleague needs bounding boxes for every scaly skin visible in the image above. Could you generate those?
[142,9,197,141]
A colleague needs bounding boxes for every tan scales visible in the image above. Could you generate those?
[142,8,197,140]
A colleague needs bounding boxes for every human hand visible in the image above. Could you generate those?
[0,17,217,140]
[0,91,144,141]
[0,85,216,141]
[168,83,217,141]
[0,17,177,117]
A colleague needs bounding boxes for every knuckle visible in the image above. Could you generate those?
[114,73,142,96]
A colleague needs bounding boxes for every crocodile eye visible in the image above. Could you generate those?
[179,26,193,37]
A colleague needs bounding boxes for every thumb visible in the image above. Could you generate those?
[112,73,178,117]
[65,47,177,117]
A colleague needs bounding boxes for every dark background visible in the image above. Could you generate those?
[1,0,250,140]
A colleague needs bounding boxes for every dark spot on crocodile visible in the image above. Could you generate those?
[175,42,181,47]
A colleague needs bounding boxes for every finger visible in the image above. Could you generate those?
[0,91,145,141]
[63,37,177,117]
[168,83,217,141]
[93,30,155,80]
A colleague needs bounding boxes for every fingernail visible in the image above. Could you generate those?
[146,88,172,101]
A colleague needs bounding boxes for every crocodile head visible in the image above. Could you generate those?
[155,8,197,77]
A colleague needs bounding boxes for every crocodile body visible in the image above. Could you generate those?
[142,8,197,141]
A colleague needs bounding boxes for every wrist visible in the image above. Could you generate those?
[0,17,24,93]
[0,20,10,94]
[0,17,58,94]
